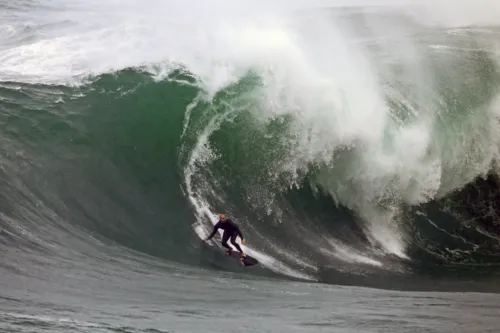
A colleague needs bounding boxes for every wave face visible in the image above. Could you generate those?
[2,0,500,291]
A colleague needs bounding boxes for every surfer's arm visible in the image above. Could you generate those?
[205,222,220,241]
[235,225,247,245]
[236,226,244,240]
[229,220,244,240]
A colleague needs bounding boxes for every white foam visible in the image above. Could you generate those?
[322,239,383,267]
[3,0,499,85]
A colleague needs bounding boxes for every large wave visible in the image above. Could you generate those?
[1,0,500,289]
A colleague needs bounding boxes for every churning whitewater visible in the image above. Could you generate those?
[1,0,500,292]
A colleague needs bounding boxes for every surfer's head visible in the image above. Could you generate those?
[219,214,227,222]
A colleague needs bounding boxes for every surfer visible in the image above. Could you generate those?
[205,214,247,258]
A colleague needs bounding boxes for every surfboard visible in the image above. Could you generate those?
[228,251,259,267]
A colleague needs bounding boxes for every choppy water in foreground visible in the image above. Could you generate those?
[2,242,499,333]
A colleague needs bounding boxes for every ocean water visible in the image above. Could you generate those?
[1,0,500,332]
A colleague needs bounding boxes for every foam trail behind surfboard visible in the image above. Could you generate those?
[195,214,314,281]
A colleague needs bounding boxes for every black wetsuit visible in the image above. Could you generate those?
[206,219,244,253]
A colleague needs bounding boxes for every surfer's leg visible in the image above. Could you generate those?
[230,233,245,257]
[221,230,232,254]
